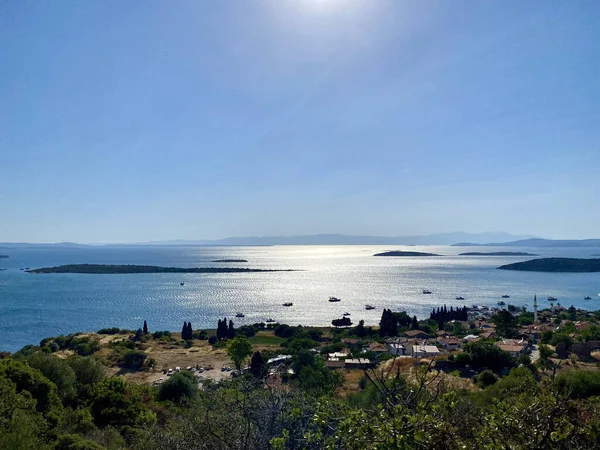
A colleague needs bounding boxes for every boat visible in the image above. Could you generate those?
[497,301,506,306]
[365,305,375,310]
[584,296,592,300]
[235,313,245,318]
[455,296,465,300]
[502,295,510,298]
[343,312,351,316]
[329,296,341,302]
[548,296,557,301]
[266,318,275,323]
[282,302,293,307]
[422,290,433,295]
[180,282,185,286]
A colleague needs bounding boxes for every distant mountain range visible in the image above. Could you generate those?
[0,232,534,247]
[5,234,599,248]
[143,232,535,246]
[452,238,600,248]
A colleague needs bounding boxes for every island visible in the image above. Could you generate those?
[211,259,248,263]
[373,251,441,257]
[498,258,600,273]
[460,252,538,256]
[0,255,8,258]
[27,264,293,274]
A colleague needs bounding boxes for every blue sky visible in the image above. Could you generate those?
[1,0,599,243]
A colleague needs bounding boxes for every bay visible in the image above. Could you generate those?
[0,245,598,352]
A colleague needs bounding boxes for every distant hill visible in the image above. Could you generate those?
[498,258,600,273]
[459,252,538,256]
[453,238,600,248]
[145,232,534,246]
[373,251,441,257]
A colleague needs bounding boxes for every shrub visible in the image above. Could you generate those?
[455,352,472,365]
[97,327,121,335]
[208,336,218,345]
[477,369,498,388]
[158,372,197,403]
[120,350,147,370]
[555,370,600,399]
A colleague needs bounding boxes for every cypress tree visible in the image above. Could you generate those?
[411,315,419,330]
[182,322,188,340]
[187,322,193,340]
[143,320,148,335]
[217,319,222,340]
[228,320,235,339]
[250,351,266,378]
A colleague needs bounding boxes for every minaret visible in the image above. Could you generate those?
[533,294,538,323]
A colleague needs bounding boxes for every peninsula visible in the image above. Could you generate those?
[460,252,538,256]
[498,258,600,273]
[211,259,248,263]
[27,264,292,274]
[373,250,441,257]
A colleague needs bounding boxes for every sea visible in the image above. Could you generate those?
[0,245,599,352]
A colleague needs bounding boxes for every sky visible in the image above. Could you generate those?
[1,0,599,243]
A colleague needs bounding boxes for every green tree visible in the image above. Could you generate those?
[158,372,197,404]
[226,336,253,370]
[464,341,515,374]
[143,320,148,335]
[90,377,156,429]
[250,351,267,379]
[492,310,518,338]
[411,315,419,330]
[26,353,77,404]
[477,369,498,388]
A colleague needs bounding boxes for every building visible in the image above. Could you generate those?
[404,330,431,339]
[436,337,462,350]
[344,358,371,369]
[366,342,388,354]
[412,345,441,358]
[496,340,528,357]
[386,342,407,356]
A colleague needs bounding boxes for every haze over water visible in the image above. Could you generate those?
[1,245,599,352]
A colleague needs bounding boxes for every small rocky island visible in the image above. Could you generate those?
[211,259,248,263]
[460,252,538,256]
[498,258,600,273]
[374,251,441,257]
[27,264,292,274]
[0,255,8,258]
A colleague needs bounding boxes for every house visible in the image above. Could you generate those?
[496,340,528,357]
[404,330,430,339]
[267,355,292,366]
[386,342,407,356]
[480,331,497,340]
[342,338,360,345]
[436,330,449,338]
[325,360,345,369]
[437,337,462,350]
[412,345,441,358]
[366,342,388,354]
[463,334,480,341]
[328,351,350,360]
[344,358,371,369]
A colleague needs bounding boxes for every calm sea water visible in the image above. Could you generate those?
[1,245,599,352]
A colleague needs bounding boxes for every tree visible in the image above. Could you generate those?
[411,315,419,330]
[158,372,197,403]
[492,310,518,338]
[354,320,366,337]
[182,322,188,340]
[228,320,236,339]
[226,336,253,370]
[250,351,267,379]
[477,369,498,388]
[143,320,148,335]
[464,341,515,374]
[25,353,77,404]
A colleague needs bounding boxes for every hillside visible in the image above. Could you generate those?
[498,257,600,272]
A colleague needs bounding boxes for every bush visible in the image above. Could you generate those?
[464,341,516,374]
[192,330,208,340]
[120,350,147,370]
[455,352,472,365]
[477,369,498,388]
[518,354,532,366]
[554,370,600,399]
[97,327,121,335]
[158,372,197,403]
[152,331,172,340]
[237,325,257,338]
[208,336,218,345]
